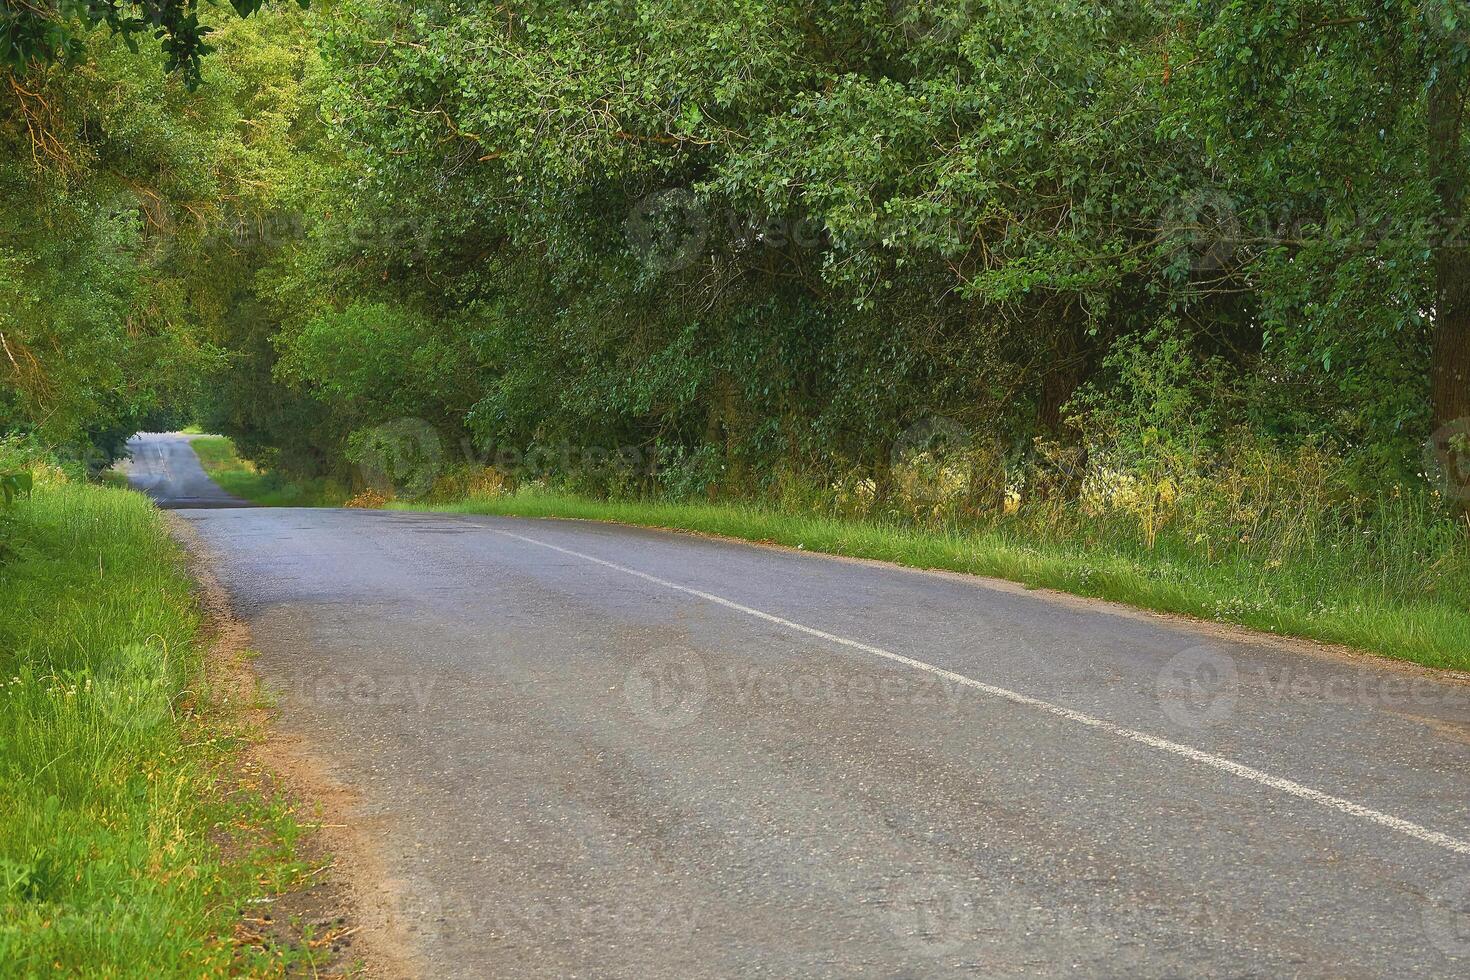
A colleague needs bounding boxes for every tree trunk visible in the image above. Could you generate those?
[1029,312,1093,502]
[1429,62,1470,431]
[1432,304,1470,431]
[871,443,895,513]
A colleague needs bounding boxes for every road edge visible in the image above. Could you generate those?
[394,505,1470,688]
[166,512,421,979]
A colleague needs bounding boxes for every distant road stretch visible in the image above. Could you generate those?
[124,431,251,509]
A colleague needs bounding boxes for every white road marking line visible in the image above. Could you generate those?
[494,528,1470,857]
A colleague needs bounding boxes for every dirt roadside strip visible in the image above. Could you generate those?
[168,514,418,979]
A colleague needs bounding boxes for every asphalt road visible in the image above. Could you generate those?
[128,432,1470,977]
[124,431,252,508]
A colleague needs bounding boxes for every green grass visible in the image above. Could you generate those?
[0,480,320,975]
[394,489,1470,672]
[189,436,346,508]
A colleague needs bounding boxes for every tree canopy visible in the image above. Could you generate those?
[3,0,1468,505]
[2,0,300,86]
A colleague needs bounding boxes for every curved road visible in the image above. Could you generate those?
[129,433,1470,977]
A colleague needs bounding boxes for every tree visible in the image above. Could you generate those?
[1,0,301,87]
[0,1,315,465]
[1429,34,1469,432]
[1174,0,1469,436]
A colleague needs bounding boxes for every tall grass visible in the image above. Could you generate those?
[0,478,309,974]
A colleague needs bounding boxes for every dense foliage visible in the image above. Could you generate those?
[4,1,1469,512]
[1,1,299,87]
[0,2,310,467]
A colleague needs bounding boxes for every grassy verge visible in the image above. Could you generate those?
[393,489,1470,672]
[0,479,320,974]
[189,436,346,507]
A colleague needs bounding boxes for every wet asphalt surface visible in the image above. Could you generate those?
[125,432,1470,977]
